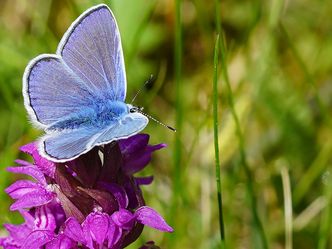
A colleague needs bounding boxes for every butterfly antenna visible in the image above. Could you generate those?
[131,74,155,104]
[135,108,176,132]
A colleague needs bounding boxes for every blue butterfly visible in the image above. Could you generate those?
[23,4,149,162]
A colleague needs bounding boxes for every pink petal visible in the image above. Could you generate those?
[15,159,32,166]
[5,180,40,199]
[20,143,37,154]
[135,176,154,185]
[111,209,135,230]
[20,142,55,178]
[135,206,173,232]
[7,166,46,185]
[10,189,55,210]
[21,230,54,249]
[64,217,85,244]
[34,206,57,232]
[119,134,150,155]
[45,234,76,249]
[3,223,32,244]
[83,212,110,246]
[98,182,128,209]
[107,219,122,248]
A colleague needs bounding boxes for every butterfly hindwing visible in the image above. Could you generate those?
[94,113,149,145]
[41,127,99,162]
[42,113,148,162]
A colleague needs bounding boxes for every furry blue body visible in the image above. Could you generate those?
[48,101,129,131]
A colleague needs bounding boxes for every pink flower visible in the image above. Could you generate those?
[1,134,173,249]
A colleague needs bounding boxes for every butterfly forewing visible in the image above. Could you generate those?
[23,4,127,128]
[58,4,126,102]
[24,56,94,127]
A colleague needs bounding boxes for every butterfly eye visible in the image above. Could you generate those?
[130,108,137,113]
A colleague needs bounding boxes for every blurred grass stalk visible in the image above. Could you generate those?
[173,0,183,190]
[281,167,293,249]
[216,0,268,248]
[170,0,183,244]
[212,33,226,248]
[214,2,227,247]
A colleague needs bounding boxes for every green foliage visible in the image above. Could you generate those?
[1,0,332,248]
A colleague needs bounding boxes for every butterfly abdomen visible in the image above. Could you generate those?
[46,101,128,131]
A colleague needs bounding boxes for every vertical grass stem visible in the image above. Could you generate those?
[213,34,226,248]
[170,0,183,243]
[281,167,293,249]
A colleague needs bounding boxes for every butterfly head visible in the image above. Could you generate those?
[127,104,176,132]
[127,104,143,113]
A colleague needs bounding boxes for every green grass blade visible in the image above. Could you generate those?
[169,0,183,245]
[173,0,183,187]
[213,34,226,248]
[281,167,293,249]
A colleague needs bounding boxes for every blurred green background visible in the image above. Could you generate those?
[1,0,332,248]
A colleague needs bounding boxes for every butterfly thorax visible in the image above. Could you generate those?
[46,101,130,132]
